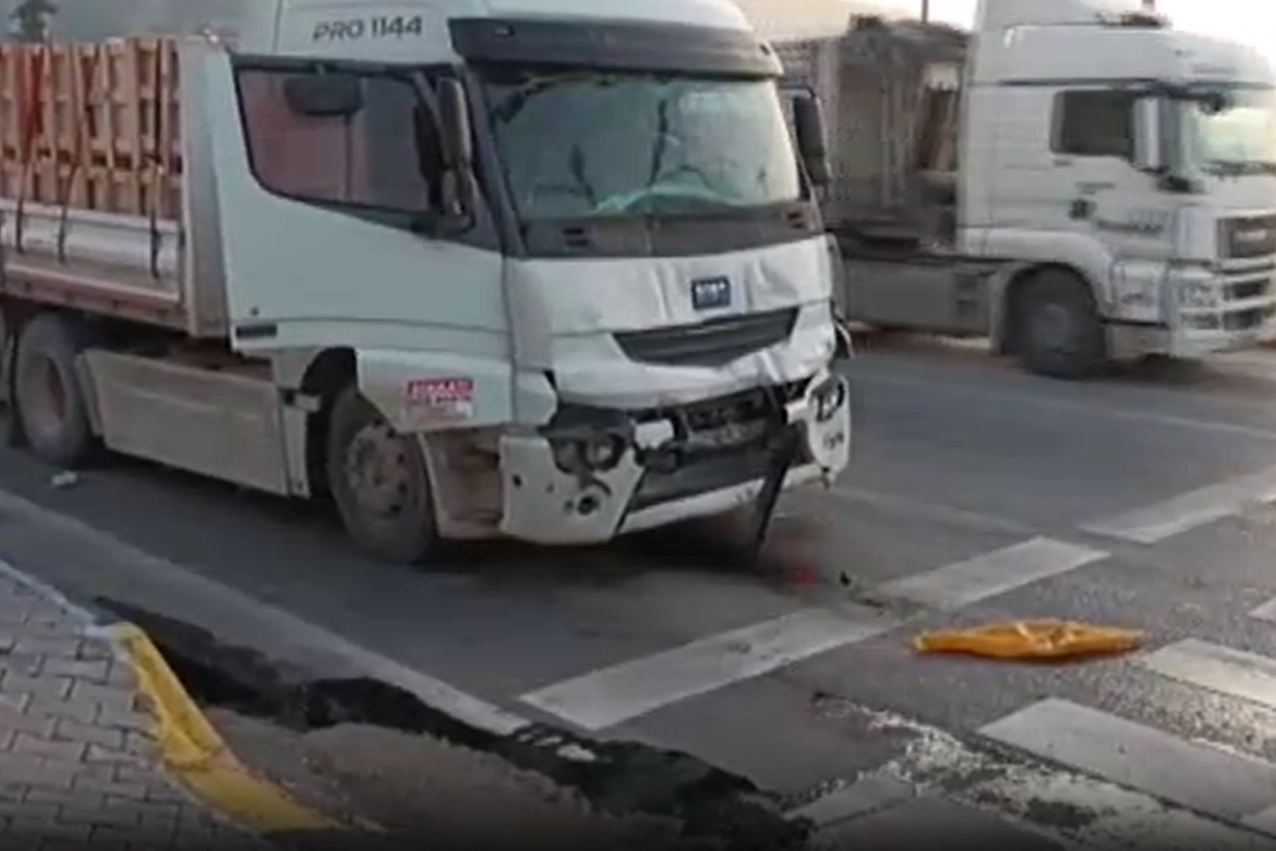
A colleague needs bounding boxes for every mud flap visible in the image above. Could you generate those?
[746,424,799,563]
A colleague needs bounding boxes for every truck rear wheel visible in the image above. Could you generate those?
[326,384,439,564]
[1017,269,1105,379]
[13,313,98,468]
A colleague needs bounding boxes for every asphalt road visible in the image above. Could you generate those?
[8,338,1276,847]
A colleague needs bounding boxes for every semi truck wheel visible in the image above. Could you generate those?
[1017,269,1105,379]
[326,384,439,564]
[13,313,98,468]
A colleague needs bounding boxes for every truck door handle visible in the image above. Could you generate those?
[1070,199,1093,220]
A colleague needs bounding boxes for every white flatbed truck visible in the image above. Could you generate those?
[769,0,1276,378]
[0,0,851,563]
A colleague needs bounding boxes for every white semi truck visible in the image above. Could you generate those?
[0,0,852,563]
[767,0,1276,378]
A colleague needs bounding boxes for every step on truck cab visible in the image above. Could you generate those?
[0,0,852,562]
[768,0,1276,378]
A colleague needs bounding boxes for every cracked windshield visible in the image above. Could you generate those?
[7,0,1276,849]
[484,70,801,218]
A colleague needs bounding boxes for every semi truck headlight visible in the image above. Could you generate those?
[551,434,624,473]
[1178,280,1218,308]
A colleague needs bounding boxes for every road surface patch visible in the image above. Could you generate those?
[1080,464,1276,544]
[105,620,348,834]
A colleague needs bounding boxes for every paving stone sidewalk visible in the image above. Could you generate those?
[0,562,264,849]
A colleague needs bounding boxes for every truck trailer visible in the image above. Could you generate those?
[768,0,1276,378]
[0,0,851,563]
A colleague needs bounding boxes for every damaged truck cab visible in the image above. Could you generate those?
[0,0,851,562]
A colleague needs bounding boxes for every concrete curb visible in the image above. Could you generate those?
[0,557,352,837]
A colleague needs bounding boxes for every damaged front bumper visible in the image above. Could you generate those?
[497,369,852,545]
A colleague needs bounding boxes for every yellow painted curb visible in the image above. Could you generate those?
[111,622,346,833]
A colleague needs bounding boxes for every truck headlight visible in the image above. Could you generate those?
[1178,280,1219,309]
[551,434,624,474]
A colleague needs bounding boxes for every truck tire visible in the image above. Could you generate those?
[326,384,439,564]
[1017,269,1106,379]
[13,313,98,468]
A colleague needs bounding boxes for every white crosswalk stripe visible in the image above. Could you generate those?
[845,705,1276,851]
[929,634,1276,846]
[980,698,1276,829]
[1079,464,1276,544]
[875,537,1105,611]
[799,634,1276,847]
[1137,638,1276,709]
[520,603,898,731]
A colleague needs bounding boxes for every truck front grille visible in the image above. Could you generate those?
[629,424,808,511]
[1223,305,1275,331]
[614,307,798,368]
[1226,277,1271,301]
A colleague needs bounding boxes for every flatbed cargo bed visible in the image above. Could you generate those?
[0,38,203,333]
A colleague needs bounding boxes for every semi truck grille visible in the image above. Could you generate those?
[614,307,798,367]
[1220,214,1276,259]
[1226,277,1271,301]
[1223,305,1276,331]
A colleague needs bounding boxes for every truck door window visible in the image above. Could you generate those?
[1053,90,1136,159]
[236,68,438,216]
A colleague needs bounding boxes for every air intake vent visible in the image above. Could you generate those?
[614,307,798,367]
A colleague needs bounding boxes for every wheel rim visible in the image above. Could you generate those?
[1029,301,1079,356]
[20,354,70,445]
[342,421,415,520]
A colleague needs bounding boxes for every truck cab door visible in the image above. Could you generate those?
[185,45,512,431]
[1045,89,1175,323]
[988,87,1175,324]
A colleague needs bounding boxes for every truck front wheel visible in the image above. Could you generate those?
[13,313,98,467]
[326,385,439,564]
[1016,270,1106,379]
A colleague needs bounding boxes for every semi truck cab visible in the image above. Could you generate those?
[762,0,1276,378]
[157,0,852,559]
[965,0,1276,366]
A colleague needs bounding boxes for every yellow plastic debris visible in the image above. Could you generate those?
[914,619,1142,660]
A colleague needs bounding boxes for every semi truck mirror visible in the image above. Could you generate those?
[283,73,363,118]
[793,94,831,187]
[438,77,474,171]
[1132,97,1163,173]
[421,79,477,229]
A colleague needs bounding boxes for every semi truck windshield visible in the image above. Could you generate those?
[480,69,802,221]
[1184,86,1276,175]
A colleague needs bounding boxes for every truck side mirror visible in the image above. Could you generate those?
[438,77,474,172]
[430,77,477,225]
[793,93,831,187]
[1132,96,1163,173]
